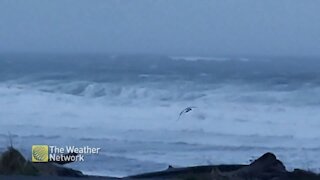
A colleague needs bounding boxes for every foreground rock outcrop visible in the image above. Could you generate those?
[127,152,320,180]
[0,147,83,177]
[0,147,319,180]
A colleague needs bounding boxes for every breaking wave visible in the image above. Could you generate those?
[1,55,320,175]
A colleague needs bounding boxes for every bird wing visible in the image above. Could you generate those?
[179,109,186,116]
[177,106,198,121]
[177,109,186,120]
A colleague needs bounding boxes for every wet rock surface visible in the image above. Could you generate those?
[0,147,319,180]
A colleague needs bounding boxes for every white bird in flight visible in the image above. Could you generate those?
[177,106,197,120]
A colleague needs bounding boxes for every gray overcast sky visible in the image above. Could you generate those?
[0,0,320,56]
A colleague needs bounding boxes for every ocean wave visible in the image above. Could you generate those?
[3,79,320,107]
[2,56,320,176]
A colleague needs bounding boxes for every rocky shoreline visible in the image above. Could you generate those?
[1,147,319,180]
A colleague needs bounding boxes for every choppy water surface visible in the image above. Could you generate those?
[1,54,320,176]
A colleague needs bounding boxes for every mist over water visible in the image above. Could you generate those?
[1,54,320,176]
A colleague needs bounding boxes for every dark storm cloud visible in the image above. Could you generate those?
[0,0,320,56]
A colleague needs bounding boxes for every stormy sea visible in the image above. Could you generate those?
[0,54,320,177]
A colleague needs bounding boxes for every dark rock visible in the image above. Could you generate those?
[167,165,174,169]
[0,147,38,175]
[221,152,287,180]
[127,152,289,180]
[0,147,83,177]
[32,162,83,177]
[127,164,246,179]
[285,169,320,180]
[2,148,320,180]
